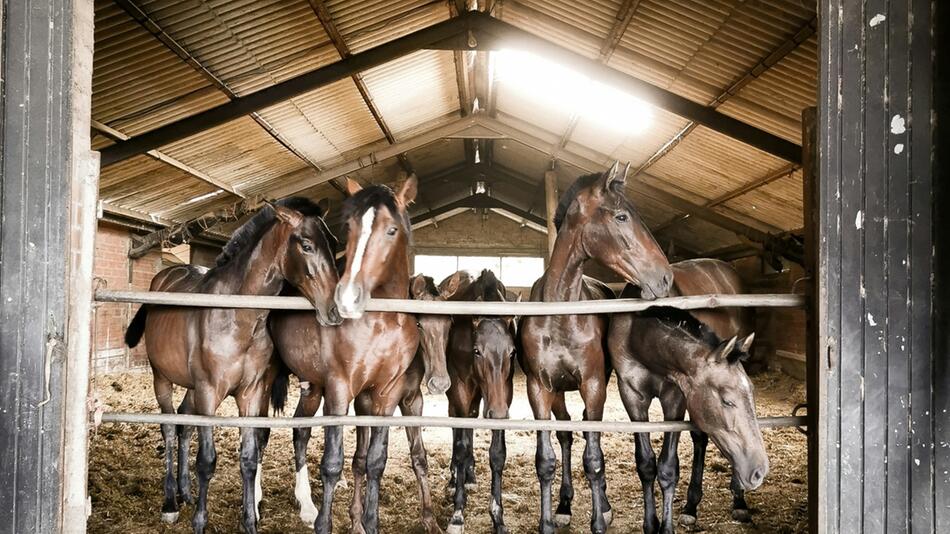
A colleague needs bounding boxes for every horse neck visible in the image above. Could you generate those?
[207,227,284,297]
[642,322,706,378]
[370,243,411,299]
[541,227,587,302]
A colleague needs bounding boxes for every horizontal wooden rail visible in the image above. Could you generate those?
[100,413,806,433]
[95,290,804,315]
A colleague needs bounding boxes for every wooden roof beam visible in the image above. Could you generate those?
[112,0,348,195]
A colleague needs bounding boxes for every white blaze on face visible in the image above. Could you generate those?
[338,207,376,315]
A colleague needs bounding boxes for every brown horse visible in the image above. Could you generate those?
[520,163,674,534]
[608,259,766,534]
[123,198,341,534]
[443,270,518,534]
[268,177,419,534]
[345,272,464,534]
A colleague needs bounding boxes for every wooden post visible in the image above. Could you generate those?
[544,170,558,258]
[801,107,819,534]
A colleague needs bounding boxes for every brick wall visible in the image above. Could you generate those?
[92,222,162,372]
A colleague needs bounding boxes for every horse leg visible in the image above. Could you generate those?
[235,386,272,534]
[315,383,353,534]
[192,385,225,534]
[153,375,180,523]
[176,389,195,506]
[400,391,441,534]
[446,383,478,534]
[526,376,557,534]
[292,387,322,527]
[349,394,372,534]
[464,399,479,489]
[657,387,685,534]
[730,472,752,522]
[579,379,610,534]
[618,379,659,534]
[361,391,401,534]
[679,431,707,526]
[488,428,507,534]
[551,394,574,528]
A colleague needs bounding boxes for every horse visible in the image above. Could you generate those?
[123,198,342,534]
[608,258,767,534]
[612,258,754,525]
[443,270,518,534]
[519,162,674,534]
[344,272,464,534]
[268,176,420,534]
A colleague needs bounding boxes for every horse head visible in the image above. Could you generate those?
[674,332,768,491]
[469,270,517,419]
[410,272,465,395]
[554,162,673,299]
[335,175,417,319]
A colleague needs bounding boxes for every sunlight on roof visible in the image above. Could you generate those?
[494,49,653,134]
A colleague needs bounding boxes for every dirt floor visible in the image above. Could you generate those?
[88,369,807,533]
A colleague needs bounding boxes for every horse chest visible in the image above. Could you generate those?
[523,315,604,390]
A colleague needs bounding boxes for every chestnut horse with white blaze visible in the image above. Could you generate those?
[608,258,767,534]
[268,176,420,534]
[123,198,341,534]
[519,162,674,534]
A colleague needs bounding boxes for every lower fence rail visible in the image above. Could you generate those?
[100,412,806,433]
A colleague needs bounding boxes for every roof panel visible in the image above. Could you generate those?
[721,170,803,231]
[360,50,461,138]
[324,0,449,53]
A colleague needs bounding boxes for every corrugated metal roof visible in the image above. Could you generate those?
[92,0,815,256]
[360,50,461,139]
[324,0,449,53]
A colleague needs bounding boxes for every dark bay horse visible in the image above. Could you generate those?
[123,198,341,534]
[520,163,674,534]
[608,259,766,534]
[269,177,420,534]
[444,270,518,534]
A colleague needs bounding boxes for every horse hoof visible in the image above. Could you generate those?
[336,477,349,490]
[446,523,464,534]
[464,482,477,491]
[553,513,571,528]
[300,507,319,528]
[679,514,697,526]
[602,509,613,526]
[161,512,179,524]
[732,509,752,523]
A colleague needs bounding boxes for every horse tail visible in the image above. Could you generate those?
[270,360,291,415]
[124,305,148,348]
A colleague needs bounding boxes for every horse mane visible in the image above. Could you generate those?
[341,184,410,237]
[639,306,748,363]
[417,275,440,298]
[553,171,630,231]
[475,269,506,302]
[215,197,326,267]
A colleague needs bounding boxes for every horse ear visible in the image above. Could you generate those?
[710,335,738,363]
[273,204,304,228]
[440,271,463,300]
[317,198,331,217]
[396,173,418,207]
[600,160,624,192]
[738,332,755,354]
[410,275,428,300]
[345,177,362,196]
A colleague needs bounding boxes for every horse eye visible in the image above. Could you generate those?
[509,350,517,358]
[386,226,398,236]
[473,348,481,357]
[416,321,422,329]
[722,399,736,408]
[301,242,314,253]
[615,213,629,222]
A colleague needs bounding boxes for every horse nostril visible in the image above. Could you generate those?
[750,468,765,488]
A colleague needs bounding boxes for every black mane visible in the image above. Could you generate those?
[418,275,439,298]
[553,171,631,230]
[639,306,747,362]
[341,184,410,235]
[215,196,326,267]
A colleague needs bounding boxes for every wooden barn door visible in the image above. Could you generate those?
[0,1,96,533]
[817,1,948,532]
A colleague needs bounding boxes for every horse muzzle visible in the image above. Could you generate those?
[316,303,343,327]
[334,281,367,319]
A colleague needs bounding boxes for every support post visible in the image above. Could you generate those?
[801,107,819,534]
[544,170,558,258]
